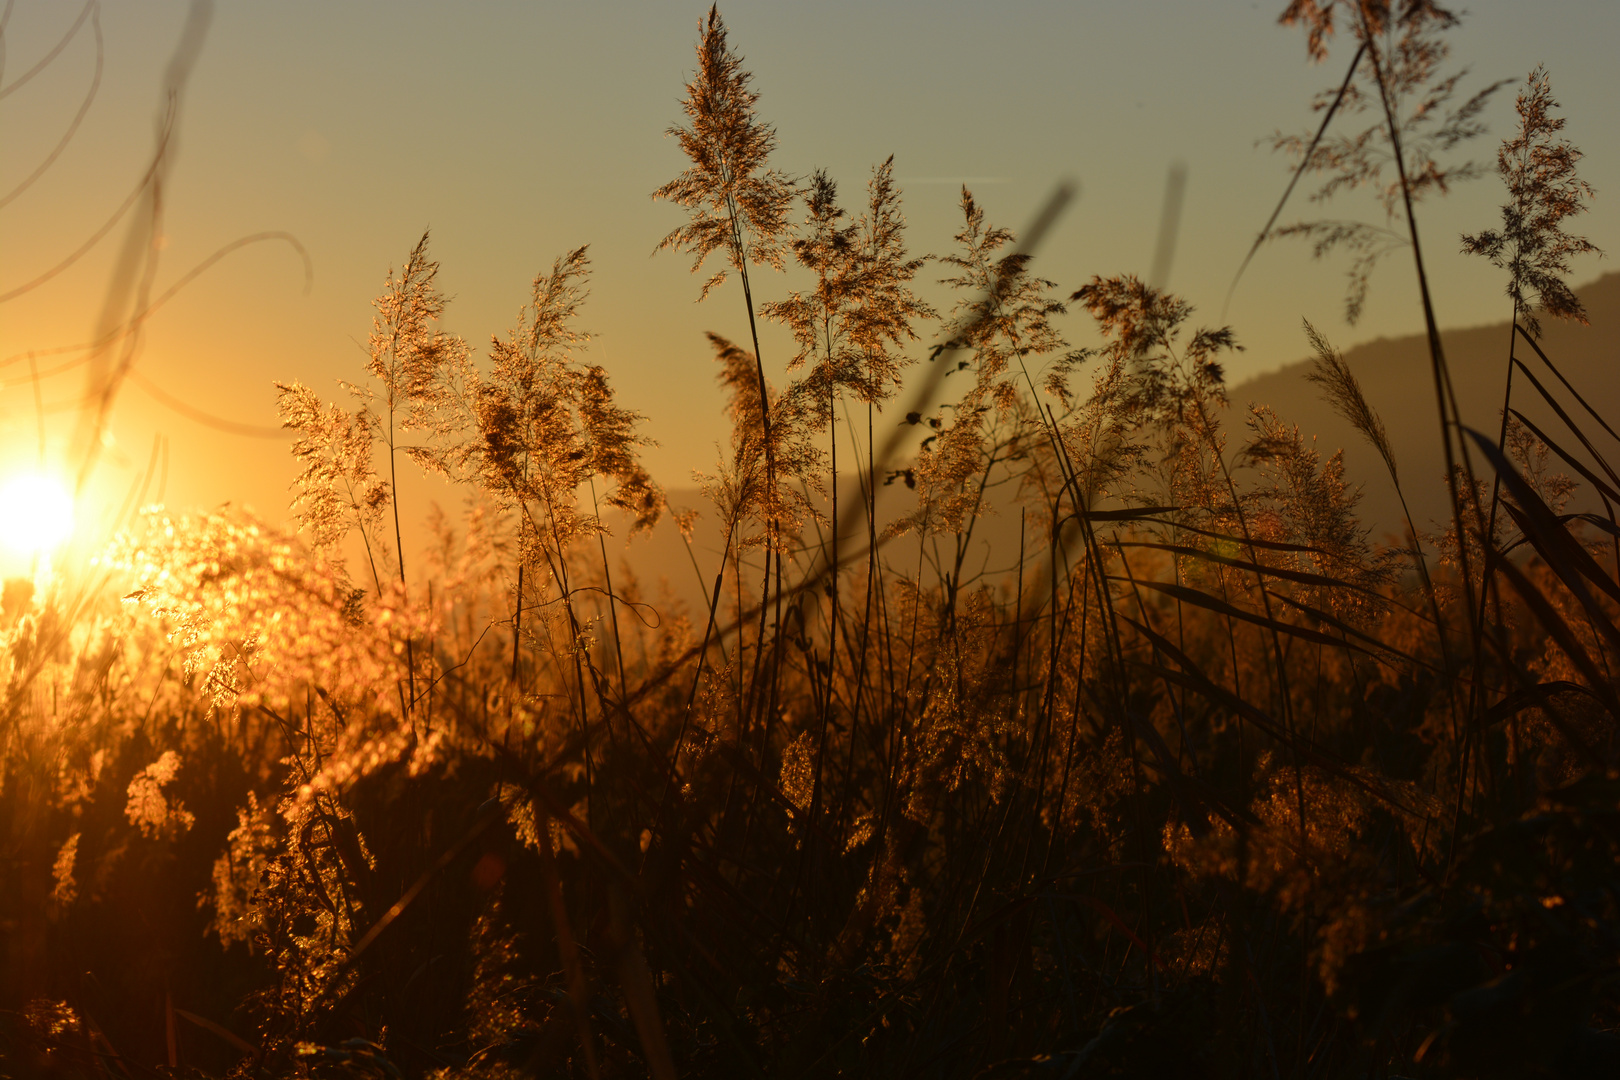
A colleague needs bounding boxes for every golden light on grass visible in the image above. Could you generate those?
[3,11,1615,1072]
[0,473,75,556]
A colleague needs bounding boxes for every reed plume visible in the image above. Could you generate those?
[1272,0,1504,322]
[910,188,1069,534]
[652,5,796,300]
[1462,65,1600,338]
[652,3,796,502]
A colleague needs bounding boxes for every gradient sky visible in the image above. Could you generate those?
[2,0,1617,569]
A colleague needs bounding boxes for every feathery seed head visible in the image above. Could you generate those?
[1461,66,1601,337]
[652,6,797,299]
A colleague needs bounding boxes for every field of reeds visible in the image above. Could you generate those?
[4,3,1619,1077]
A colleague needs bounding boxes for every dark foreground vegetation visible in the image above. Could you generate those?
[4,3,1619,1076]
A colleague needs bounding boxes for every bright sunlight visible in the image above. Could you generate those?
[0,473,75,555]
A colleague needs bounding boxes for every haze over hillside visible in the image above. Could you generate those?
[1230,272,1620,541]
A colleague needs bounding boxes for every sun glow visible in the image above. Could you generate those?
[0,474,75,555]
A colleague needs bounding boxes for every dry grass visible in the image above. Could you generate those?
[1,4,1617,1078]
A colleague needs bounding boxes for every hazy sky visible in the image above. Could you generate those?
[3,0,1617,558]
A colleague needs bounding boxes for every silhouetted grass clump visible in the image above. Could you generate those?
[3,4,1618,1078]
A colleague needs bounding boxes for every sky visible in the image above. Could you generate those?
[2,0,1617,572]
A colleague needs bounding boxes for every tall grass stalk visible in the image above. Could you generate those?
[6,5,1620,1079]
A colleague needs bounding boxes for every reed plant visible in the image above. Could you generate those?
[2,3,1617,1077]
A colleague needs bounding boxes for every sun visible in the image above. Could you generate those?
[0,474,75,555]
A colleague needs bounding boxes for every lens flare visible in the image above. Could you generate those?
[0,474,75,555]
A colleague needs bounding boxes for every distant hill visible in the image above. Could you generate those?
[1229,272,1620,540]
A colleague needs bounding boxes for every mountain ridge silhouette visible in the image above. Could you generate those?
[1229,271,1620,540]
